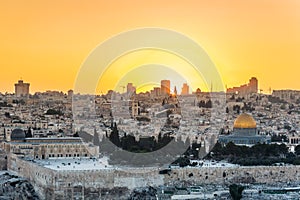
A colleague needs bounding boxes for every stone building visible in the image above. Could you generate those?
[219,113,271,146]
[226,77,258,95]
[272,89,300,102]
[181,83,189,95]
[1,128,99,159]
[161,80,170,96]
[15,80,30,97]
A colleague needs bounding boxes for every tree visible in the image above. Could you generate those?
[198,100,206,108]
[229,184,245,200]
[205,100,212,108]
[4,112,10,118]
[226,142,239,156]
[233,105,241,114]
[19,99,25,105]
[25,127,32,138]
[73,132,80,137]
[295,145,300,156]
[46,109,63,115]
[173,156,190,167]
[278,143,288,155]
[109,122,121,147]
[226,107,229,113]
[211,142,223,156]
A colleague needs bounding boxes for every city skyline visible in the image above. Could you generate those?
[5,77,260,95]
[2,1,300,199]
[7,78,195,95]
[1,1,300,93]
[0,77,290,95]
[3,76,299,96]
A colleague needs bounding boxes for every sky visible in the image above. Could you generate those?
[1,0,300,94]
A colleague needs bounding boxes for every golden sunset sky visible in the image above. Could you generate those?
[1,0,300,94]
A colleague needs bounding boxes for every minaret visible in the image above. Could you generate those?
[174,86,177,96]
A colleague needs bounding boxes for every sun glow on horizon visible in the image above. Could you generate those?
[95,49,211,95]
[1,0,300,93]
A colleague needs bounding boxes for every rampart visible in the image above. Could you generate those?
[7,154,300,199]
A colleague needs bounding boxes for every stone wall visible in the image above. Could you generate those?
[0,148,7,170]
[7,154,56,199]
[7,154,300,199]
[166,166,300,185]
[7,155,163,199]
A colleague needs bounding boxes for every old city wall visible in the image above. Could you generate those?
[7,155,300,199]
[7,155,164,199]
[0,149,7,170]
[167,166,300,184]
[7,154,57,199]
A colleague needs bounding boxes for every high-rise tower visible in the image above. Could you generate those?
[15,80,30,97]
[161,80,170,96]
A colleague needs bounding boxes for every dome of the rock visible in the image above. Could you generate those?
[233,113,256,129]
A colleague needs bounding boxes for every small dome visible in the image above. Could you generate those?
[233,113,256,129]
[11,128,26,140]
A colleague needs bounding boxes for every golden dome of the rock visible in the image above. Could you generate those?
[233,113,256,129]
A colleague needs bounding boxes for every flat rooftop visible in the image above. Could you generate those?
[34,156,112,171]
[33,157,239,172]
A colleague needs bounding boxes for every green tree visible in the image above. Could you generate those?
[109,122,121,147]
[211,142,223,156]
[226,107,229,113]
[4,112,10,118]
[295,145,300,156]
[229,184,244,200]
[25,127,32,138]
[46,109,63,115]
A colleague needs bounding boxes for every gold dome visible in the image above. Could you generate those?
[233,113,256,129]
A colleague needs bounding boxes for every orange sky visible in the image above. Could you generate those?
[1,0,300,94]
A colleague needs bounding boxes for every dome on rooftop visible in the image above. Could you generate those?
[11,128,26,140]
[233,113,256,129]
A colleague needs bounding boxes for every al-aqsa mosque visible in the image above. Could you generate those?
[219,113,271,146]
